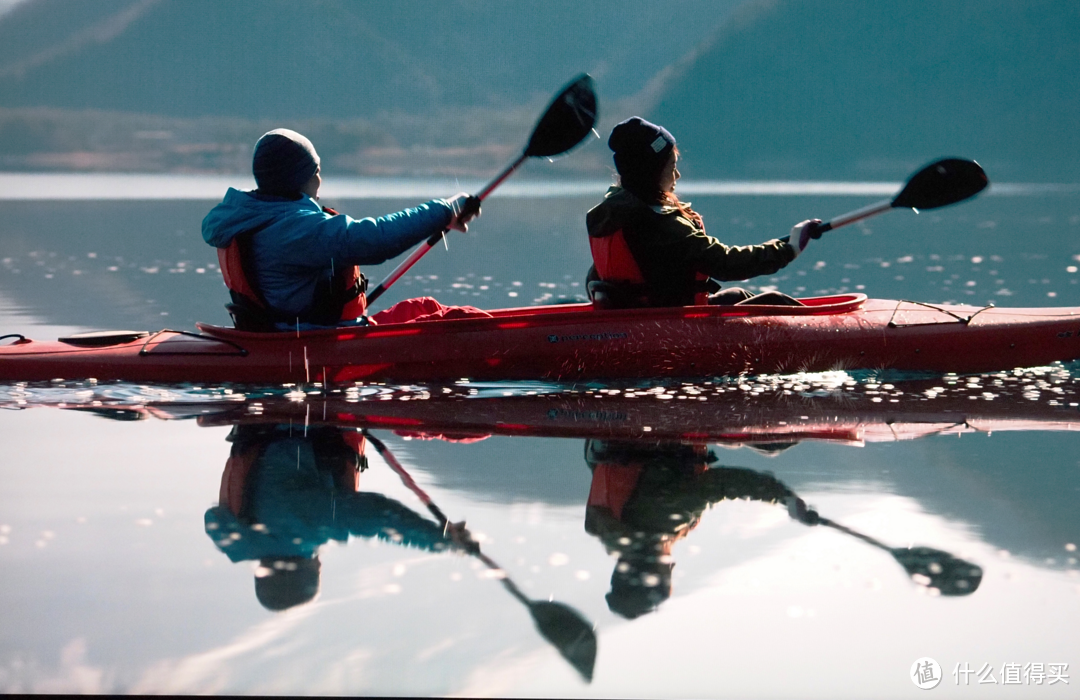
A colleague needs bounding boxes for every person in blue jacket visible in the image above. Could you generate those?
[202,129,480,329]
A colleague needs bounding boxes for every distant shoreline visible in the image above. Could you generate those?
[0,173,1076,201]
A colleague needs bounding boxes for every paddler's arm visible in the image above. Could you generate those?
[696,466,798,505]
[321,194,479,266]
[339,492,455,552]
[696,466,820,526]
[630,207,796,283]
[330,199,458,265]
[679,225,796,282]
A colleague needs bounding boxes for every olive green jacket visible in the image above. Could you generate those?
[586,186,795,306]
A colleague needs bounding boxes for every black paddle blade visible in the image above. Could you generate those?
[890,546,984,596]
[524,74,598,158]
[529,601,598,682]
[892,158,989,210]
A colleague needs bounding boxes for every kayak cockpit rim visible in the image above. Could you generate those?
[195,293,869,341]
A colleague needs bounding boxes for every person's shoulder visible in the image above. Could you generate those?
[591,186,647,215]
[587,187,626,231]
[652,199,691,216]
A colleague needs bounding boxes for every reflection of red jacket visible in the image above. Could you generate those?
[586,461,642,521]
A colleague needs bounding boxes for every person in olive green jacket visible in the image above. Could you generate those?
[586,117,821,308]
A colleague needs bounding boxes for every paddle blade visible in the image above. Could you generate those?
[524,74,598,158]
[529,601,598,682]
[892,158,989,210]
[890,546,984,596]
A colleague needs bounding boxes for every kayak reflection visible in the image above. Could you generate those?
[204,424,457,611]
[583,438,982,619]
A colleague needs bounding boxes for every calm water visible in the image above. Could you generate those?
[1,176,1078,696]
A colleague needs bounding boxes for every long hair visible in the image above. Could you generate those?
[661,191,703,229]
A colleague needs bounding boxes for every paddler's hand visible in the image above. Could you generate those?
[447,193,482,232]
[786,219,823,259]
[785,496,820,525]
[445,519,481,554]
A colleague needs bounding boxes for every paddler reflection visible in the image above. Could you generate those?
[583,438,983,619]
[203,421,599,681]
[204,424,465,612]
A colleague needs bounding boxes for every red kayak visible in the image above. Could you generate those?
[3,294,1080,383]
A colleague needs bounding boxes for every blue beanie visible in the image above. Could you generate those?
[608,117,676,190]
[252,129,320,197]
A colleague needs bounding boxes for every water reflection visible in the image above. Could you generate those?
[205,424,452,611]
[2,370,1077,692]
[583,438,981,621]
[191,398,982,677]
[584,440,796,618]
[202,419,598,681]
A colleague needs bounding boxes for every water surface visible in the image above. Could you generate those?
[0,177,1077,696]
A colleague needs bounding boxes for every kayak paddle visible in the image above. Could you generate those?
[366,74,598,307]
[364,431,598,682]
[799,506,983,596]
[815,158,989,234]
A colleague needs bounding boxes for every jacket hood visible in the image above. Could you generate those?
[202,188,319,248]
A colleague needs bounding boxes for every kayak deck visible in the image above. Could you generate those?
[3,294,1080,383]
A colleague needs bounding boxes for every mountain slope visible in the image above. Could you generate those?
[648,0,1080,181]
[0,0,738,119]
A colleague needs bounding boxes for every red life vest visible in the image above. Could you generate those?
[589,229,646,285]
[589,228,710,306]
[586,461,644,521]
[586,451,711,520]
[216,206,367,328]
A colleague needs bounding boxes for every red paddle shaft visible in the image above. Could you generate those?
[365,154,528,306]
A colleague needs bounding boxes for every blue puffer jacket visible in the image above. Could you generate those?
[202,188,454,317]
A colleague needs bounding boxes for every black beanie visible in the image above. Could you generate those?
[252,129,320,197]
[254,556,321,611]
[608,117,676,198]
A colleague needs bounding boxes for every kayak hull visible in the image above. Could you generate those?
[3,294,1080,383]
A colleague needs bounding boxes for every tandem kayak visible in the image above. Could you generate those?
[3,294,1080,384]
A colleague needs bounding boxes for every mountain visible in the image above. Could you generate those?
[0,0,737,119]
[646,0,1080,181]
[1,0,1075,182]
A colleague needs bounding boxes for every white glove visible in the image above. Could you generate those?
[787,219,822,259]
[447,193,481,232]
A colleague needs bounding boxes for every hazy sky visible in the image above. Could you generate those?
[0,0,25,16]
